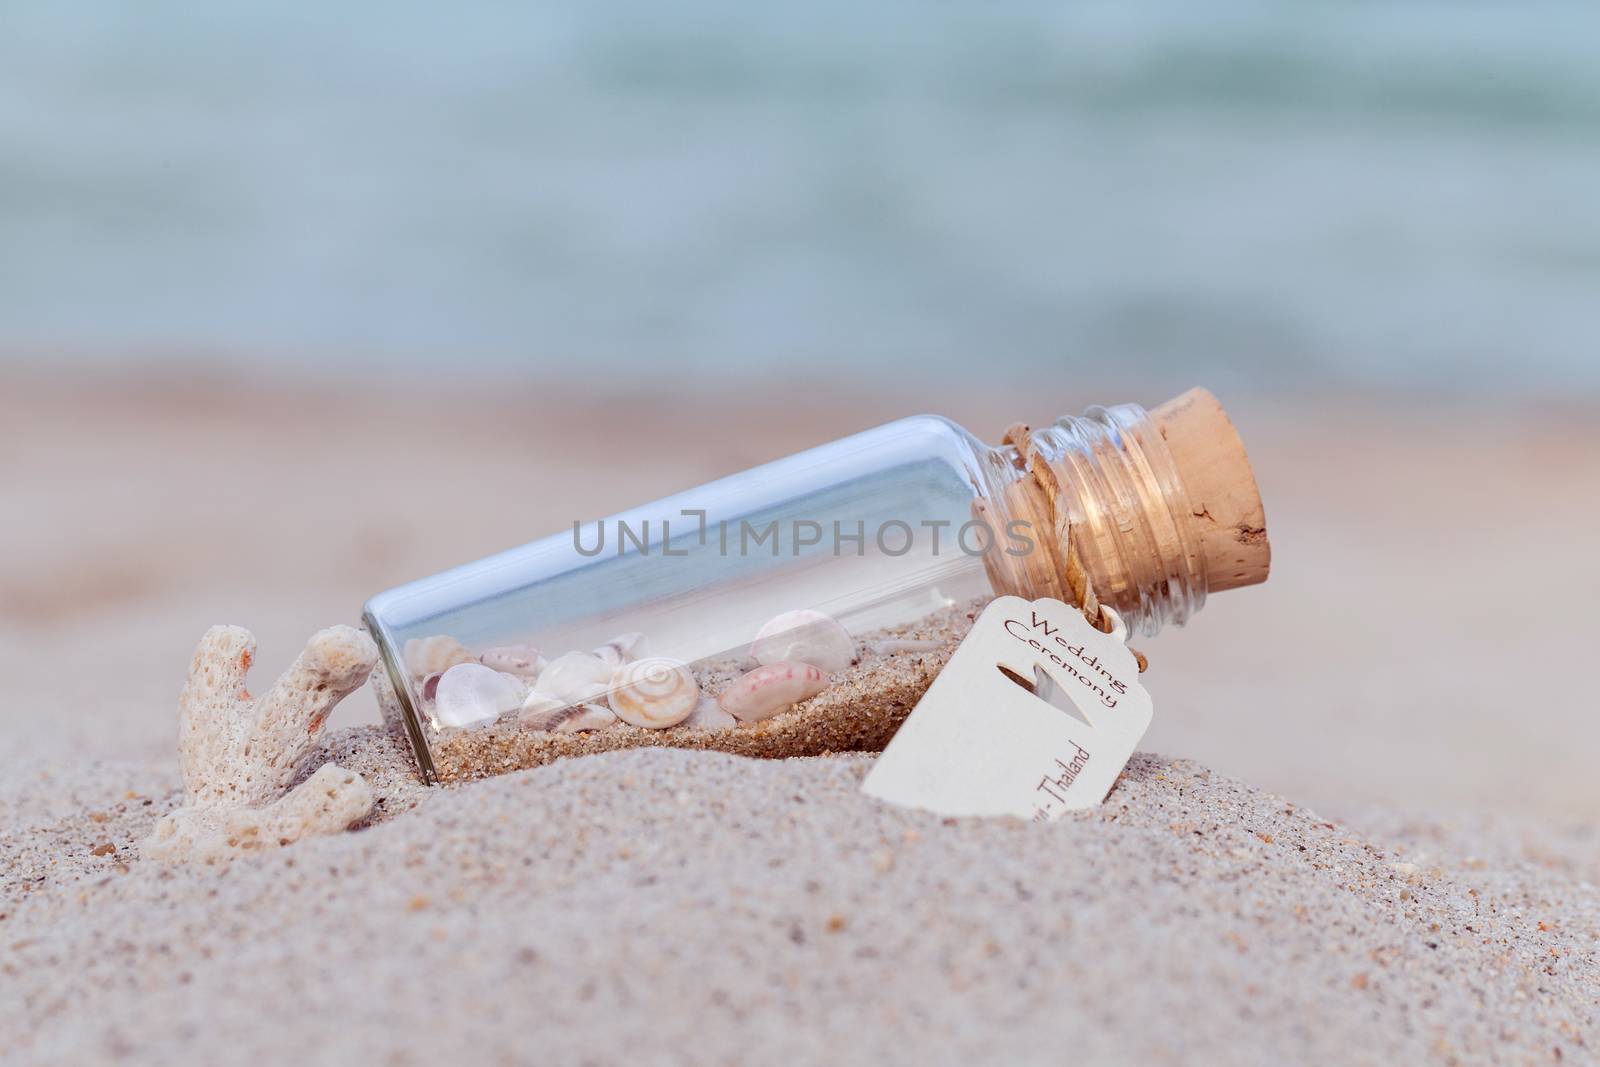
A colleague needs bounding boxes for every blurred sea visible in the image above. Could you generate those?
[1,1,1597,395]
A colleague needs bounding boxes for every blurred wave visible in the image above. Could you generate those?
[1,1,1596,394]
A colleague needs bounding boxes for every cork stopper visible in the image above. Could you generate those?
[976,387,1270,634]
[1148,388,1271,593]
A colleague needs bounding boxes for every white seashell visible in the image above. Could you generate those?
[717,661,829,723]
[533,652,613,707]
[522,701,618,733]
[520,689,564,716]
[403,635,477,679]
[750,610,855,673]
[683,694,737,731]
[434,663,525,728]
[609,657,699,729]
[592,632,646,671]
[480,644,547,680]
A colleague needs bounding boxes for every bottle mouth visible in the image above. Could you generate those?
[1029,404,1209,636]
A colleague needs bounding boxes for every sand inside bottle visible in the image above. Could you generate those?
[375,599,987,784]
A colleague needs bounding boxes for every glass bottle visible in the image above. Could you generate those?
[364,388,1269,783]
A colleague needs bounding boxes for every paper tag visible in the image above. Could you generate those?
[861,596,1153,821]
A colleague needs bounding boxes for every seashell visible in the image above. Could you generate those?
[750,610,855,673]
[592,632,646,671]
[420,672,444,704]
[520,689,564,717]
[683,694,737,731]
[532,651,613,707]
[522,701,618,733]
[403,635,477,679]
[434,663,525,729]
[480,644,547,680]
[608,657,699,729]
[717,660,829,723]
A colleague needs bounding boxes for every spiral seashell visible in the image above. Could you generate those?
[608,657,699,729]
[433,663,526,729]
[532,652,613,707]
[403,635,477,679]
[717,661,829,723]
[592,632,646,671]
[750,610,855,673]
[522,701,618,733]
[480,644,547,680]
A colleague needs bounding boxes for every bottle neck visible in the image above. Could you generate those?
[982,403,1209,636]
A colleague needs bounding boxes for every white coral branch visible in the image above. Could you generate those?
[144,624,379,863]
[143,764,374,865]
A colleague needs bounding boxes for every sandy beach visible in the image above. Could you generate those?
[3,372,1599,1063]
[7,743,1598,1065]
[6,4,1597,1060]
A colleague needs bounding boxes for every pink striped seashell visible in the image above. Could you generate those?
[717,661,829,723]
